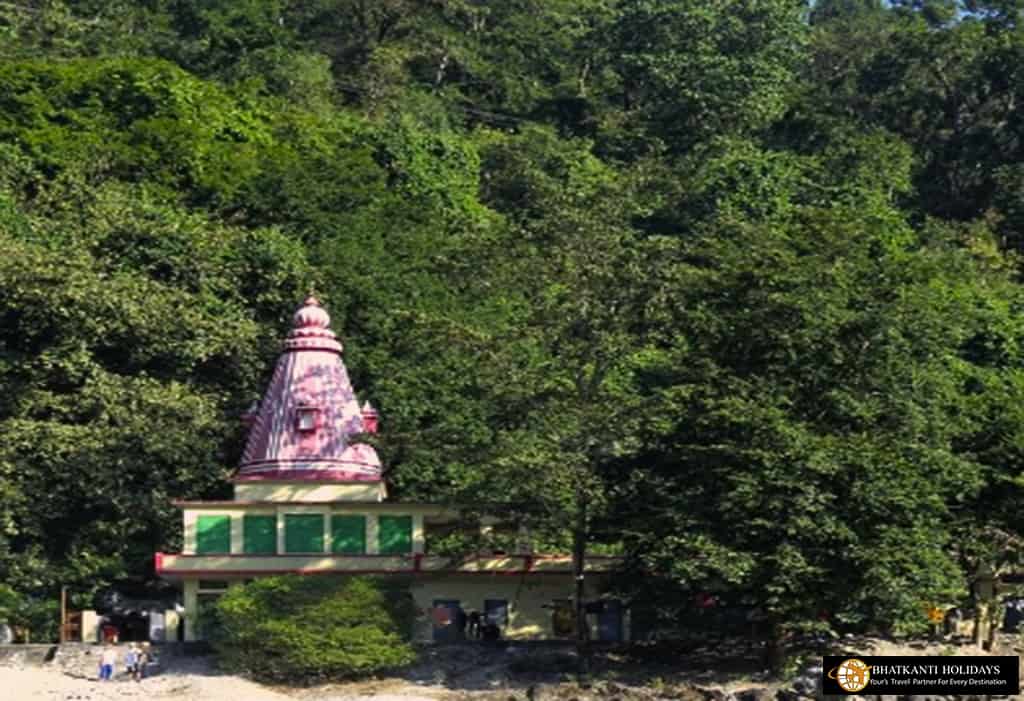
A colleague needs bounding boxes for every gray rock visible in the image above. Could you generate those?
[772,690,807,701]
[695,687,734,701]
[790,662,823,696]
[790,674,819,696]
[733,689,772,701]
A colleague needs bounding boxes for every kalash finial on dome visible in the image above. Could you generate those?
[284,296,342,353]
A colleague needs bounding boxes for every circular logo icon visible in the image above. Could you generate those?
[828,658,871,693]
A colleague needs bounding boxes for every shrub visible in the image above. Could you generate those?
[211,575,417,683]
[0,585,59,642]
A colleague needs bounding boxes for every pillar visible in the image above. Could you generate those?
[80,610,100,643]
[183,579,199,642]
[183,511,197,554]
[366,514,379,554]
[276,509,286,555]
[164,609,181,643]
[412,513,425,554]
[230,514,243,554]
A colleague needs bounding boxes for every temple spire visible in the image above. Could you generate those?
[235,297,381,483]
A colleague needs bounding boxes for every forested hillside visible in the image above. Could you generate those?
[1,0,1023,643]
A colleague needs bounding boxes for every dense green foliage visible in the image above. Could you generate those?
[0,584,58,642]
[212,576,416,681]
[0,0,1022,650]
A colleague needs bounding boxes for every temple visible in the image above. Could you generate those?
[156,297,625,642]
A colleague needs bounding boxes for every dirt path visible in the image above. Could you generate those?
[1,665,456,701]
[2,664,290,701]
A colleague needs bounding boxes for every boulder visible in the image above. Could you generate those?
[733,689,773,701]
[790,676,817,696]
[789,668,822,698]
[694,686,733,701]
[772,690,804,701]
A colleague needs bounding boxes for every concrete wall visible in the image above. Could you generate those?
[163,610,181,642]
[181,573,621,643]
[81,610,99,643]
[410,574,589,641]
[166,553,414,575]
[0,644,57,666]
[233,482,384,502]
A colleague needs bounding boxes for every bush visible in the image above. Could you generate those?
[212,575,417,683]
[0,585,59,643]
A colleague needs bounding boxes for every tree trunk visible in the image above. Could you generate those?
[986,600,1000,651]
[973,600,987,646]
[574,482,590,684]
[577,59,591,98]
[434,51,449,88]
[972,567,999,648]
[764,619,784,676]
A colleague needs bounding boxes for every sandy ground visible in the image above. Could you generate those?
[1,658,288,701]
[0,658,449,701]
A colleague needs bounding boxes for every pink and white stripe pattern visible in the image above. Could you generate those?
[235,297,383,483]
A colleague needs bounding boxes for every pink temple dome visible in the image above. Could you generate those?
[234,297,382,484]
[293,296,331,328]
[284,296,342,353]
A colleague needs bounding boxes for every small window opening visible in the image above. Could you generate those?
[296,406,319,432]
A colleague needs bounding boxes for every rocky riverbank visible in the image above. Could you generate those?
[1,637,1022,701]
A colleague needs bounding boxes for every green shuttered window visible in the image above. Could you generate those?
[196,515,231,554]
[284,514,324,553]
[243,515,277,554]
[331,515,366,554]
[378,515,413,554]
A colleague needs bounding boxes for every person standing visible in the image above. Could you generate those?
[124,644,138,680]
[134,643,150,681]
[455,606,468,641]
[98,644,117,681]
[467,610,482,640]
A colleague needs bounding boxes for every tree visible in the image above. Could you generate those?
[615,138,1024,663]
[788,3,1024,240]
[409,130,660,674]
[0,180,313,601]
[595,0,807,157]
[0,58,271,207]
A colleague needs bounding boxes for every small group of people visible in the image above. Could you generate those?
[97,642,151,682]
[463,609,502,641]
[431,604,503,641]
